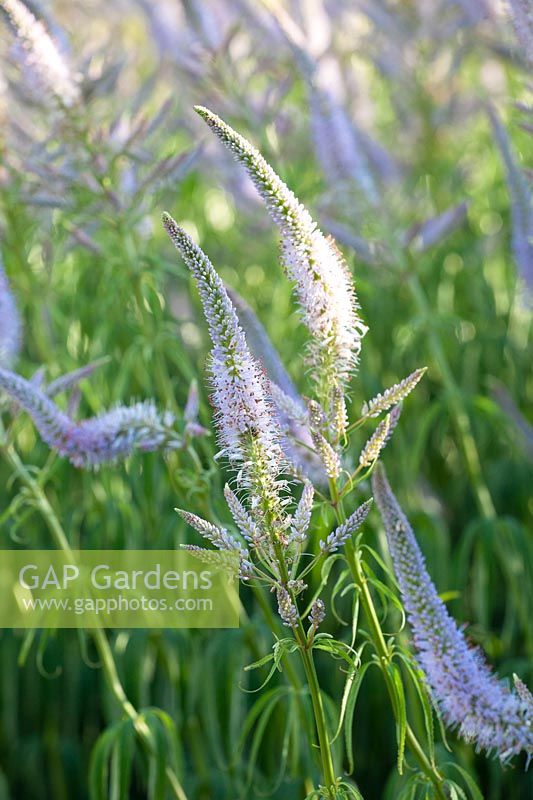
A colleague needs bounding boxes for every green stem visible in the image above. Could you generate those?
[91,627,188,800]
[297,633,337,796]
[329,480,447,800]
[274,541,337,796]
[0,436,188,800]
[407,272,495,521]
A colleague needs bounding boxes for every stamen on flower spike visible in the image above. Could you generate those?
[163,213,284,489]
[290,481,314,544]
[361,368,426,418]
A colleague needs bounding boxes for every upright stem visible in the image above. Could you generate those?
[274,541,337,796]
[329,479,447,800]
[298,634,337,795]
[243,586,319,790]
[0,436,188,800]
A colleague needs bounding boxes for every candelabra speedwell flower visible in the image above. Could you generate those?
[0,0,80,106]
[3,87,531,794]
[162,107,532,797]
[0,260,21,368]
[193,106,369,437]
[373,463,533,762]
[0,258,205,467]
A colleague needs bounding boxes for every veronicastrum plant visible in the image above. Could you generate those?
[1,3,531,798]
[161,108,533,798]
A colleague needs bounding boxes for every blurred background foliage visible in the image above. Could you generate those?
[0,0,531,798]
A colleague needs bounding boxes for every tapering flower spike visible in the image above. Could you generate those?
[373,463,533,762]
[488,107,533,295]
[507,0,533,65]
[319,498,373,554]
[290,481,314,544]
[194,106,368,398]
[0,367,182,467]
[514,675,533,714]
[183,380,209,438]
[45,357,110,398]
[1,0,80,106]
[177,509,252,569]
[162,213,284,491]
[277,586,298,628]
[308,598,326,630]
[362,368,427,418]
[358,405,401,468]
[0,260,22,368]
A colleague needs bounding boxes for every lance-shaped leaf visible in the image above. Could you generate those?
[162,213,284,487]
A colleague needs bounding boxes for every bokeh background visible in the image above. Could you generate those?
[0,1,531,798]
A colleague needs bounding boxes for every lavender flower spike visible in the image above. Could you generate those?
[45,356,111,397]
[308,598,326,630]
[194,106,368,393]
[178,509,254,581]
[277,586,298,628]
[372,464,533,761]
[320,499,373,554]
[0,367,181,467]
[290,481,314,544]
[359,405,401,468]
[362,368,426,418]
[1,0,80,106]
[162,213,284,486]
[223,484,263,545]
[308,81,379,203]
[177,509,250,559]
[0,261,22,368]
[507,0,533,65]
